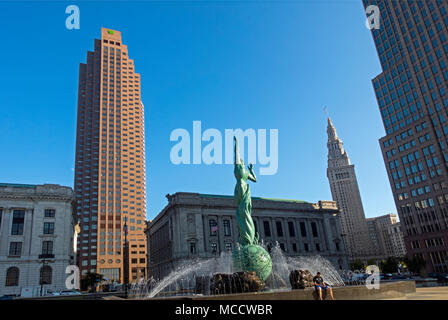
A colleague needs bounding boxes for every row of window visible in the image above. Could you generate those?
[207,218,320,239]
[5,266,52,287]
[8,240,54,257]
[189,239,334,256]
[0,209,56,236]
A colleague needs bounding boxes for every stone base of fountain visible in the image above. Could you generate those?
[289,270,315,289]
[209,272,264,295]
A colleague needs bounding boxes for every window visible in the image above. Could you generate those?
[276,221,284,237]
[316,243,321,252]
[43,222,55,235]
[279,243,285,251]
[189,242,196,254]
[263,221,271,237]
[225,243,232,251]
[292,243,297,252]
[44,209,55,218]
[288,221,295,237]
[304,243,309,252]
[9,242,22,256]
[211,242,217,254]
[300,222,307,237]
[335,241,340,251]
[5,267,19,286]
[11,210,25,235]
[42,241,53,255]
[209,219,217,236]
[39,266,52,285]
[223,220,231,236]
[311,222,319,237]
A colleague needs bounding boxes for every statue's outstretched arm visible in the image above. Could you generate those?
[234,136,240,165]
[248,163,257,182]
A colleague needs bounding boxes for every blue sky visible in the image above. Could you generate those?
[0,0,395,220]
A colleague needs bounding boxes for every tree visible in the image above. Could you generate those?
[367,259,377,266]
[350,259,365,271]
[403,255,426,275]
[80,272,103,291]
[380,257,398,274]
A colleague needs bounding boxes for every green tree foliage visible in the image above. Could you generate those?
[80,272,103,291]
[403,255,426,275]
[367,259,376,266]
[380,257,398,274]
[350,259,365,271]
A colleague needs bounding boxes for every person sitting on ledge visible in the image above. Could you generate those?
[313,272,335,300]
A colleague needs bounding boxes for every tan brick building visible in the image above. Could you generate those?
[366,213,407,259]
[74,28,147,283]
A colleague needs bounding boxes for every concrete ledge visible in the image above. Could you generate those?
[153,281,416,300]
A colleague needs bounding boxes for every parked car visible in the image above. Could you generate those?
[60,289,82,296]
[428,272,440,279]
[380,273,393,280]
[50,289,82,296]
[436,274,448,285]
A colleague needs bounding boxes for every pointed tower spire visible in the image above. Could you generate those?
[327,117,350,166]
[327,117,338,140]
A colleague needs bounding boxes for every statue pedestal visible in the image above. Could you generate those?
[232,244,272,282]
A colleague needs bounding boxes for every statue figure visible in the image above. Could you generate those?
[232,137,272,282]
[233,136,257,245]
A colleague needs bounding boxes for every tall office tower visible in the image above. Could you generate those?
[327,118,378,262]
[363,0,448,273]
[74,28,147,283]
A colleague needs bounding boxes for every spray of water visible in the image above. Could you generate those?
[133,245,344,299]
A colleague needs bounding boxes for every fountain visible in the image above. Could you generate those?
[130,137,345,299]
[129,245,345,299]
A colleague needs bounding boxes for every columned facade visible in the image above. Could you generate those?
[147,192,349,280]
[0,183,76,297]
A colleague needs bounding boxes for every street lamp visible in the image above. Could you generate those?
[123,221,129,299]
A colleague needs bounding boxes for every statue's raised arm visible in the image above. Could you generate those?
[247,163,256,182]
[234,136,240,165]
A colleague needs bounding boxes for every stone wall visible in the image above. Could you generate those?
[184,281,417,300]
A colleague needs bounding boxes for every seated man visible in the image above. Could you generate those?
[313,272,335,300]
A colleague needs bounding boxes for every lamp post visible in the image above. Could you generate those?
[124,221,128,299]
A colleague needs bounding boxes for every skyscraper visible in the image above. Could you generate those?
[74,28,147,283]
[363,0,448,273]
[327,117,377,262]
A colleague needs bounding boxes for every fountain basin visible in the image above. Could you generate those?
[147,281,416,300]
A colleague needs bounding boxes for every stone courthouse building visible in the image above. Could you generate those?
[0,183,76,296]
[146,192,349,279]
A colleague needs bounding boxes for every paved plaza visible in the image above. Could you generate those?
[383,286,448,300]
